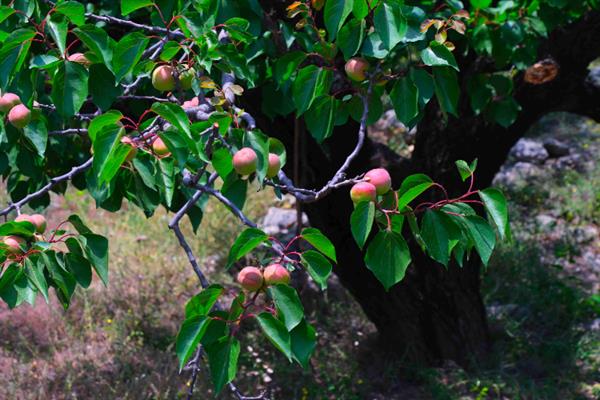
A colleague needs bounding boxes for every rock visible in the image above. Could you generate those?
[543,138,570,158]
[585,67,600,90]
[553,153,591,172]
[261,207,309,237]
[493,161,543,189]
[509,138,549,164]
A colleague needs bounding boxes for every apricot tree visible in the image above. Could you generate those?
[0,0,598,398]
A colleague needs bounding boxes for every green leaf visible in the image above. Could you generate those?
[361,32,388,59]
[185,285,224,318]
[221,174,247,211]
[268,285,304,331]
[226,228,269,267]
[92,125,130,183]
[43,251,76,309]
[390,76,419,126]
[274,51,306,87]
[81,233,109,285]
[243,130,270,182]
[373,2,407,50]
[55,1,85,26]
[156,157,175,207]
[256,312,292,361]
[64,252,92,288]
[411,68,434,106]
[0,221,36,237]
[324,0,353,41]
[0,6,16,24]
[25,258,48,302]
[88,111,123,142]
[211,147,234,180]
[462,215,496,266]
[350,201,375,249]
[338,18,365,60]
[433,66,460,117]
[397,174,433,210]
[352,0,369,19]
[421,210,461,266]
[151,102,194,150]
[301,227,336,262]
[67,214,93,234]
[132,157,156,189]
[206,337,240,394]
[74,25,114,72]
[470,0,492,8]
[47,14,68,55]
[113,32,149,83]
[305,95,336,143]
[479,188,509,240]
[89,64,122,111]
[455,160,474,181]
[23,120,48,157]
[176,315,210,370]
[51,61,89,117]
[487,97,521,128]
[0,29,35,90]
[420,43,459,70]
[292,66,332,115]
[290,319,316,369]
[300,250,332,290]
[121,0,155,15]
[364,230,411,290]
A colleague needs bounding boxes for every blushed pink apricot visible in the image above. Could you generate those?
[152,65,175,92]
[8,104,31,129]
[237,266,264,291]
[350,182,377,203]
[263,264,290,285]
[0,93,21,113]
[266,153,281,178]
[233,147,258,176]
[2,235,26,254]
[67,53,91,67]
[345,57,370,82]
[152,137,170,157]
[364,168,392,195]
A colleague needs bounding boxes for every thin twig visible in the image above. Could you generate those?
[0,158,93,217]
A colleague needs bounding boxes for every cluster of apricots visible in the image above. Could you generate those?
[0,93,31,129]
[232,147,281,178]
[350,168,392,203]
[151,65,196,92]
[237,264,290,292]
[1,214,46,256]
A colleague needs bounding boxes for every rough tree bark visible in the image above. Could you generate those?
[245,10,600,366]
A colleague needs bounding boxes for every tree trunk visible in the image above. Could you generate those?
[244,10,600,367]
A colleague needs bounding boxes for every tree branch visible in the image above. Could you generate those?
[0,158,93,217]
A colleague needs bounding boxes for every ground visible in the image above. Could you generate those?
[0,112,598,399]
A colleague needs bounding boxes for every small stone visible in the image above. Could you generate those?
[510,138,549,164]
